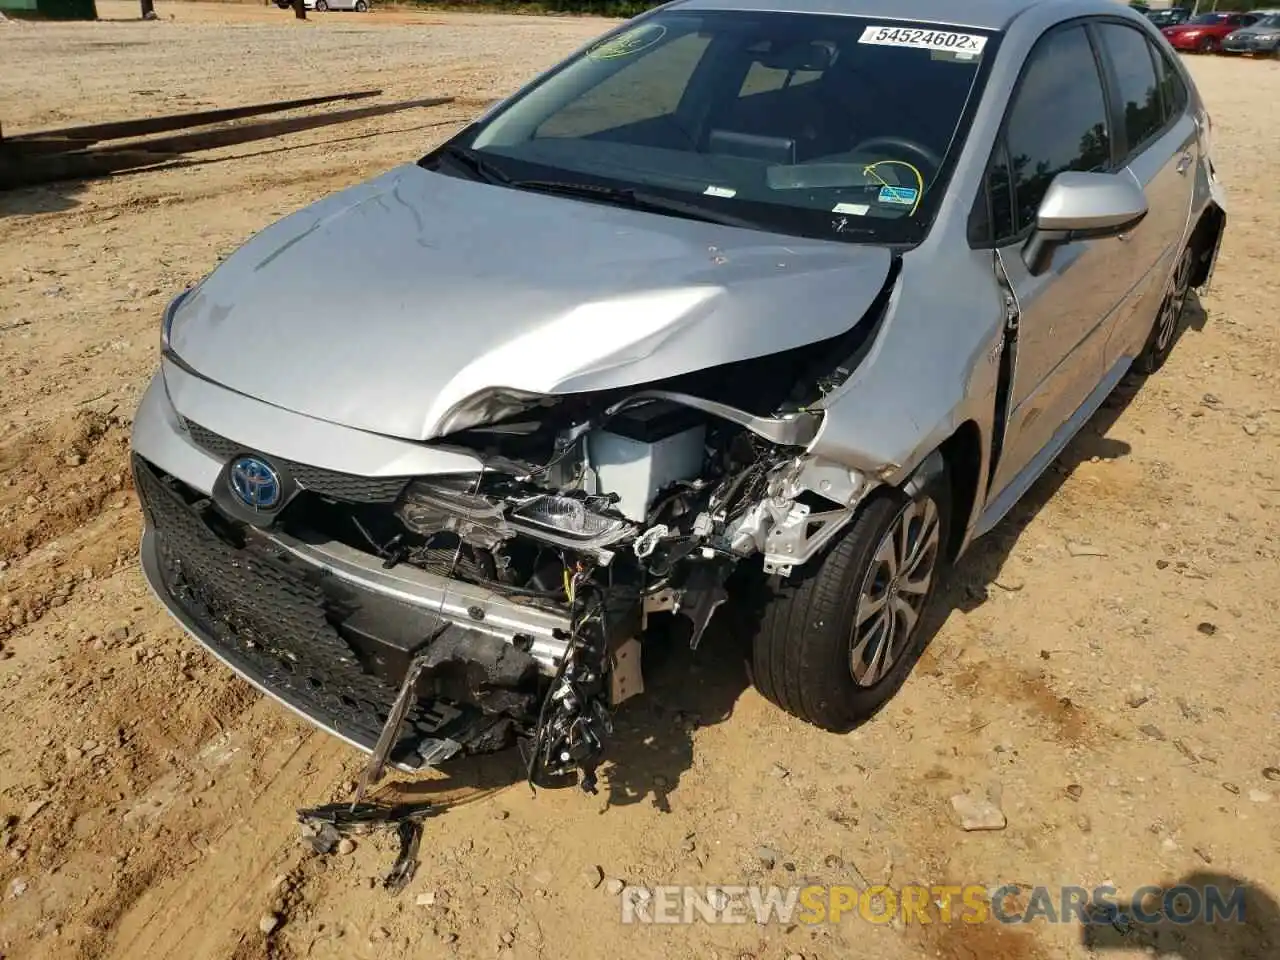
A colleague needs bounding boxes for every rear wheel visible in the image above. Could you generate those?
[752,468,950,732]
[315,0,328,10]
[1135,242,1194,375]
[355,0,367,10]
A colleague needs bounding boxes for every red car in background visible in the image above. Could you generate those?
[1162,11,1260,51]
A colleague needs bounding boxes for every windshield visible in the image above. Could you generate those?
[1259,14,1280,26]
[436,12,997,244]
[1189,13,1232,24]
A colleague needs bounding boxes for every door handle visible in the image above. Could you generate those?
[1176,152,1193,175]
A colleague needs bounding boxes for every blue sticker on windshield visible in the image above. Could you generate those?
[878,185,918,206]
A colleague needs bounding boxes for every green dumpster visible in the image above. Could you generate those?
[0,0,98,19]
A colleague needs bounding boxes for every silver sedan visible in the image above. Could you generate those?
[132,0,1225,791]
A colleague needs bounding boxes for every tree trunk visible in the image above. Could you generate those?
[293,0,306,18]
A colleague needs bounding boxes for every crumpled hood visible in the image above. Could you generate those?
[168,163,892,440]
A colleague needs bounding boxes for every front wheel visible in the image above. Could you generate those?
[315,0,328,9]
[752,468,950,732]
[1198,36,1219,53]
[355,0,367,10]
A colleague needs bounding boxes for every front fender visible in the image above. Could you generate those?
[807,247,1003,489]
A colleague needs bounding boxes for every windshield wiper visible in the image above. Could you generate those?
[507,179,762,229]
[430,144,512,185]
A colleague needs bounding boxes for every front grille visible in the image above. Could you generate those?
[185,422,411,504]
[133,457,487,767]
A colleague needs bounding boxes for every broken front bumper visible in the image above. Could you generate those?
[134,456,577,770]
[129,367,580,771]
[131,367,592,769]
[135,458,566,768]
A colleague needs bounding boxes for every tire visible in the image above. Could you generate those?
[355,0,367,10]
[1135,242,1194,375]
[315,0,327,10]
[752,467,951,732]
[1198,36,1218,53]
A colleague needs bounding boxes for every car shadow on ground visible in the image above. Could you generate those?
[1080,870,1279,959]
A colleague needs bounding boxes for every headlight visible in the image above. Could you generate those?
[397,476,513,547]
[435,388,550,435]
[511,494,631,543]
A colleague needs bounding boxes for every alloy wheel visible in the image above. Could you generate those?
[849,496,941,687]
[1155,246,1194,354]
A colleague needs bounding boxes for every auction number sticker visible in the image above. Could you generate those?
[858,25,988,55]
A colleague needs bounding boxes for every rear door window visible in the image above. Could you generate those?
[1094,23,1164,156]
[1150,39,1189,124]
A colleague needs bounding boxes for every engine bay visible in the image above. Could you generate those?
[272,383,870,794]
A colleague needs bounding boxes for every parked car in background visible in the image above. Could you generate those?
[1146,7,1191,27]
[1162,11,1259,51]
[275,0,368,10]
[1223,12,1280,53]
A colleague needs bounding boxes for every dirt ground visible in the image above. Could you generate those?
[1,4,1278,959]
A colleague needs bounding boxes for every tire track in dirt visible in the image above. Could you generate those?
[0,411,137,646]
[0,411,132,560]
[1,613,343,960]
[103,722,349,960]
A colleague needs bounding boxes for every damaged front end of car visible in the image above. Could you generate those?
[134,262,898,798]
[362,299,891,794]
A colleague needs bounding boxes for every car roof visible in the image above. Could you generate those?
[669,0,1061,32]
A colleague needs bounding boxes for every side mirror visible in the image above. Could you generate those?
[1023,171,1148,276]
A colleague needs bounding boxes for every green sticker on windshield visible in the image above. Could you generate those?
[587,23,667,60]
